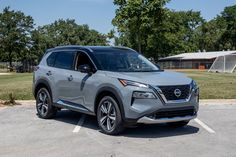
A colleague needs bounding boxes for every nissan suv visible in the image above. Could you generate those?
[33,46,199,135]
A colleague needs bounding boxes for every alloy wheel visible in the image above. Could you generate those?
[37,90,49,117]
[99,100,117,132]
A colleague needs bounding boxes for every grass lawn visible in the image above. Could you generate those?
[0,71,235,100]
[178,70,236,99]
[0,73,33,100]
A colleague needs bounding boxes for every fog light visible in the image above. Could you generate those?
[132,91,156,99]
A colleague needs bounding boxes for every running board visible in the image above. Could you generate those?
[54,100,94,115]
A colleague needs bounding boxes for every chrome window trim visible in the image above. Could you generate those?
[45,49,98,72]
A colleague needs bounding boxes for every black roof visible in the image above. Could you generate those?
[46,45,136,53]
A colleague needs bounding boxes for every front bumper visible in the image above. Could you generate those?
[137,115,197,124]
[121,84,199,124]
[137,106,197,124]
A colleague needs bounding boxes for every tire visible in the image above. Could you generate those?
[36,88,57,119]
[97,96,124,135]
[167,120,190,128]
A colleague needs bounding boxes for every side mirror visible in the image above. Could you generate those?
[78,64,92,74]
[155,64,164,71]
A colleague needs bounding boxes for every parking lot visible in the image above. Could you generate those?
[0,103,236,157]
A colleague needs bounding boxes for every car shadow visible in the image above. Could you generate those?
[53,110,199,138]
[122,124,199,138]
[53,109,83,125]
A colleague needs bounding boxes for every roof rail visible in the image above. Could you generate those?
[54,45,82,49]
[111,46,136,52]
[49,45,93,52]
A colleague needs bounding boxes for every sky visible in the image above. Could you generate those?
[0,0,236,34]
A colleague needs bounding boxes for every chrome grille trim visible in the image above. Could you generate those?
[150,84,194,104]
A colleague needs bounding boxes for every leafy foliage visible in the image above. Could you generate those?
[31,19,107,61]
[112,2,236,60]
[218,5,236,50]
[0,7,107,65]
[0,7,34,67]
[1,3,236,65]
[112,0,170,53]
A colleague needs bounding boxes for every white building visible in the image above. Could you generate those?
[159,51,236,71]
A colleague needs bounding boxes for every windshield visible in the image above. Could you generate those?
[93,51,160,72]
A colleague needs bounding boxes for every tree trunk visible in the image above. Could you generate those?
[137,32,142,53]
[137,15,142,53]
[8,46,13,71]
[9,54,13,72]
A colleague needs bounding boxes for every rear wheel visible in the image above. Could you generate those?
[167,120,189,127]
[36,88,57,119]
[97,96,124,135]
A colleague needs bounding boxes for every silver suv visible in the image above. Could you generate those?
[33,46,199,135]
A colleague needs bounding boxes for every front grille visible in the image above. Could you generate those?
[148,107,195,119]
[159,85,190,101]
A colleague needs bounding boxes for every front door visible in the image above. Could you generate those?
[65,51,97,107]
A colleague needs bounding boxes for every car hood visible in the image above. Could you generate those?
[105,70,192,86]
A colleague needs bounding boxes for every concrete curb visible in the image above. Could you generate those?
[200,99,236,105]
[16,100,36,106]
[16,100,36,103]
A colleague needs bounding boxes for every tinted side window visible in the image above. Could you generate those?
[47,52,57,67]
[76,52,94,69]
[54,51,76,70]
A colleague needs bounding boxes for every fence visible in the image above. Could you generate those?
[158,59,214,70]
[0,62,35,72]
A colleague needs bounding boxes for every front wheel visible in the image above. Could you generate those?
[97,96,124,135]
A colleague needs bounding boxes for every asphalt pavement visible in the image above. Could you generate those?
[0,103,235,157]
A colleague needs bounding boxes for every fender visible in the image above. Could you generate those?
[95,86,126,121]
[34,78,52,98]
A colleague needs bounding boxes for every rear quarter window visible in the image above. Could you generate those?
[46,52,57,67]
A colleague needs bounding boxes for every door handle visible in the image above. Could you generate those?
[67,75,73,81]
[46,71,52,76]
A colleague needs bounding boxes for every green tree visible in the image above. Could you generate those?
[112,0,169,53]
[194,19,226,51]
[0,7,34,68]
[113,0,204,60]
[193,4,236,51]
[218,5,236,50]
[31,19,108,62]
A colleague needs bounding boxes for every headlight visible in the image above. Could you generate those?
[191,80,199,98]
[191,80,198,90]
[118,79,149,88]
[133,91,156,99]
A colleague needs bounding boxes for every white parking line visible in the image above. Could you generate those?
[73,115,86,133]
[194,118,215,134]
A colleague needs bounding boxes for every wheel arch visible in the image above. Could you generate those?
[34,79,52,99]
[95,87,125,120]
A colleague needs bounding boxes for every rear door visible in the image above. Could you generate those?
[53,50,77,102]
